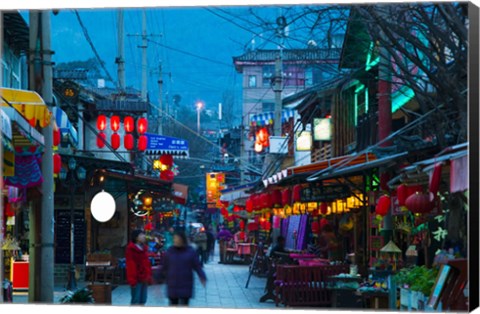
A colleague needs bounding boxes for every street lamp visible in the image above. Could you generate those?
[196,101,204,134]
[59,157,87,291]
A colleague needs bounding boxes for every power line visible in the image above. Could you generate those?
[74,10,116,85]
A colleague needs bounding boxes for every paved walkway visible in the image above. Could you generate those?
[12,249,277,309]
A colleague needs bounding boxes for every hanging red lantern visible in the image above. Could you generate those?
[320,202,329,215]
[97,115,107,131]
[397,184,408,207]
[320,218,330,231]
[292,185,302,203]
[271,190,282,207]
[53,129,61,146]
[160,169,175,181]
[239,220,245,229]
[138,135,148,151]
[160,154,174,167]
[281,188,291,206]
[260,193,272,209]
[247,222,259,232]
[124,133,134,150]
[311,221,320,233]
[233,205,242,212]
[96,132,106,148]
[124,116,135,133]
[110,115,120,132]
[264,220,271,231]
[253,194,261,210]
[407,185,423,196]
[406,192,434,214]
[220,208,229,216]
[429,163,442,195]
[53,154,62,174]
[111,133,120,150]
[137,117,148,134]
[144,222,153,231]
[312,209,319,217]
[375,195,391,217]
[246,198,253,213]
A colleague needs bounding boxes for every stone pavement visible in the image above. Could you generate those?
[12,249,278,309]
[112,253,277,309]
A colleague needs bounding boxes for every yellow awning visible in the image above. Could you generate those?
[0,87,52,128]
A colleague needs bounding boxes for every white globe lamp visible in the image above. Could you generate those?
[91,190,116,222]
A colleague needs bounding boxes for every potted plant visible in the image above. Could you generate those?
[59,287,95,304]
[395,266,438,310]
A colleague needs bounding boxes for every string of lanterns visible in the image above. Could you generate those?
[96,115,148,151]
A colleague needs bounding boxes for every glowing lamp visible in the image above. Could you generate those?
[160,154,174,167]
[124,116,135,133]
[110,115,120,132]
[97,115,107,131]
[144,196,153,207]
[137,117,148,134]
[91,190,116,222]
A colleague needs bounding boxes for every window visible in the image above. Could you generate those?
[262,102,274,112]
[248,75,257,88]
[263,65,274,87]
[305,68,313,87]
[284,66,305,87]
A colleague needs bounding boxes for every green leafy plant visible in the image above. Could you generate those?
[395,266,439,296]
[59,288,95,304]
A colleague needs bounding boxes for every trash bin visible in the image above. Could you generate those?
[2,279,13,302]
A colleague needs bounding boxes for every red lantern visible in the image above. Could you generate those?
[160,154,174,167]
[124,116,135,133]
[271,190,282,207]
[110,115,120,132]
[292,185,302,203]
[311,221,320,233]
[281,189,291,206]
[233,205,242,212]
[144,222,153,231]
[429,163,442,195]
[246,198,253,213]
[320,202,328,215]
[220,208,228,216]
[407,185,423,196]
[320,218,330,231]
[53,154,62,174]
[160,169,175,181]
[53,129,61,146]
[247,222,259,232]
[260,193,272,209]
[264,221,271,231]
[227,215,235,222]
[376,195,391,217]
[239,220,245,229]
[397,184,408,207]
[138,135,148,151]
[124,133,134,150]
[111,133,120,150]
[253,194,261,210]
[96,132,106,148]
[406,192,434,214]
[137,117,148,134]
[97,115,107,131]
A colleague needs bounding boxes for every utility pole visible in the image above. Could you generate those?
[141,10,148,101]
[116,9,125,91]
[158,62,163,134]
[273,15,286,137]
[40,10,55,303]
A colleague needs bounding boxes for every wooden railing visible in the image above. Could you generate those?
[311,144,332,163]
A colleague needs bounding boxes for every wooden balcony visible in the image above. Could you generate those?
[311,143,332,163]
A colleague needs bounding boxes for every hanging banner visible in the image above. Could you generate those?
[300,184,351,202]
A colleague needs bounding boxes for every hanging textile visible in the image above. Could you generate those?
[450,155,468,193]
[5,154,43,188]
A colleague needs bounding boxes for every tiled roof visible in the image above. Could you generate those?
[233,48,342,64]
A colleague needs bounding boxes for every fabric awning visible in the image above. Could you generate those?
[1,107,45,148]
[250,109,295,127]
[0,87,52,128]
[52,107,78,146]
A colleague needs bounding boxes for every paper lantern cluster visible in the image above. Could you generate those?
[96,115,148,151]
[157,154,175,181]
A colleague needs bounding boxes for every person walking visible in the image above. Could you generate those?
[193,228,208,265]
[162,230,207,306]
[206,227,215,263]
[125,229,153,305]
[216,226,232,263]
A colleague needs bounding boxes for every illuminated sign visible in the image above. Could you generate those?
[296,131,312,151]
[206,172,225,207]
[313,118,332,141]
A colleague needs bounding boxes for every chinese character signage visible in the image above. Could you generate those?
[206,172,225,208]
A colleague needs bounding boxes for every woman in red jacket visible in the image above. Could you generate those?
[125,229,152,305]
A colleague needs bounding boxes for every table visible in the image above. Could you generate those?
[237,243,253,256]
[86,261,114,283]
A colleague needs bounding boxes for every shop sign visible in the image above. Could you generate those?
[300,184,351,202]
[313,118,332,141]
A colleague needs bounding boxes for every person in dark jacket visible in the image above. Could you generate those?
[162,230,207,306]
[125,229,153,305]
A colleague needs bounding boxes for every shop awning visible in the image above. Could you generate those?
[102,170,172,193]
[52,107,78,147]
[1,107,45,148]
[1,108,14,150]
[144,133,189,159]
[250,109,295,127]
[0,87,52,128]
